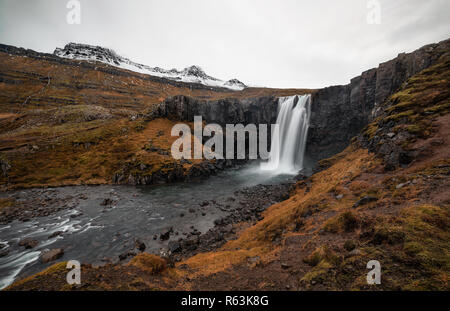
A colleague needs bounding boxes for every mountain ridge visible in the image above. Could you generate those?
[54,43,247,90]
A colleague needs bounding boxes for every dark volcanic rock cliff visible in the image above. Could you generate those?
[148,95,279,126]
[307,38,450,160]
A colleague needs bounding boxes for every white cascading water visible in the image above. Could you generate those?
[261,94,311,174]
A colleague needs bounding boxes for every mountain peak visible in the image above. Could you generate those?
[224,79,246,89]
[183,65,204,74]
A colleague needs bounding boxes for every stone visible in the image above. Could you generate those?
[119,251,136,261]
[100,198,113,206]
[19,238,38,249]
[40,248,64,263]
[135,239,146,252]
[353,196,378,208]
[387,132,396,138]
[70,212,83,218]
[48,231,64,239]
[160,227,173,241]
[344,240,358,251]
[168,241,181,253]
[348,249,362,257]
[396,183,406,189]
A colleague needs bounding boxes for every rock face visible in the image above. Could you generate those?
[143,95,280,168]
[149,95,279,126]
[307,38,450,160]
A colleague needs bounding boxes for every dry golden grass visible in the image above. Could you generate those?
[128,253,167,275]
[0,117,204,188]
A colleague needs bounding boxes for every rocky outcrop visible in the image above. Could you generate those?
[357,53,450,171]
[40,248,64,263]
[148,95,279,126]
[307,38,450,160]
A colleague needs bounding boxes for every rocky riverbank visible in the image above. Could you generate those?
[0,162,299,289]
[167,182,294,262]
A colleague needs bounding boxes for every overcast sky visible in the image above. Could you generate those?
[0,0,449,88]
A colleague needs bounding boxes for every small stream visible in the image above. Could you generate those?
[0,163,301,289]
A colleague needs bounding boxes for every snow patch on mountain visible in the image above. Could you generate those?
[54,43,246,90]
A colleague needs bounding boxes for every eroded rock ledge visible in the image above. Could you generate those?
[146,95,279,126]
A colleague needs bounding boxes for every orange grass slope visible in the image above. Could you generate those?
[0,117,206,189]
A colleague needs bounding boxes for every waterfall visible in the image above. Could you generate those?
[261,94,311,174]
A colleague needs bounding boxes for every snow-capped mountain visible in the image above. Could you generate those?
[53,43,246,90]
[224,79,247,89]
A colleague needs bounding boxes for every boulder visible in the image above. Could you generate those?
[135,239,146,252]
[19,238,38,249]
[160,227,173,241]
[100,198,113,206]
[40,248,64,263]
[48,231,64,239]
[168,241,181,253]
[353,196,378,208]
